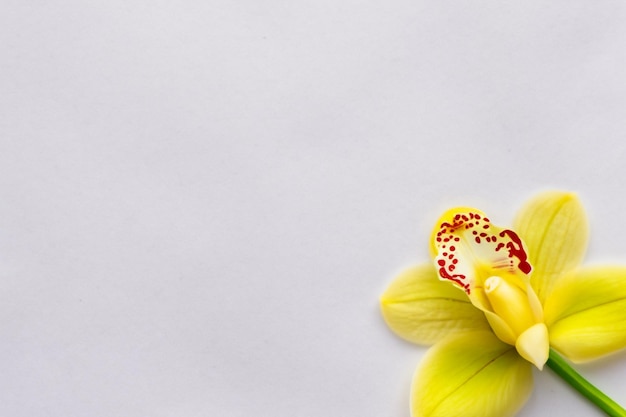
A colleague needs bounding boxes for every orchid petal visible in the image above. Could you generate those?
[380,264,489,345]
[514,191,588,304]
[544,267,626,363]
[412,331,533,417]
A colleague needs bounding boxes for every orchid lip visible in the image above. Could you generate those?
[433,209,532,295]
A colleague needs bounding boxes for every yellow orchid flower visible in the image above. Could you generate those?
[380,191,626,417]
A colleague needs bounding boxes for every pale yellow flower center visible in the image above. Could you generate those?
[432,208,550,368]
[484,276,536,336]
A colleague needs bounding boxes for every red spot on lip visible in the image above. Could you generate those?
[499,229,532,274]
[438,266,470,294]
[437,259,446,266]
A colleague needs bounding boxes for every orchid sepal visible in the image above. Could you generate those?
[380,264,490,345]
[412,330,533,417]
[545,266,626,363]
[514,191,589,304]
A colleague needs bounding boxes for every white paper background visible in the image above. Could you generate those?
[1,1,626,416]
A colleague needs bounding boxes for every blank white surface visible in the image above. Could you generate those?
[1,1,626,416]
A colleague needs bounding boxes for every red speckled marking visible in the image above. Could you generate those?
[438,265,470,292]
[434,211,532,294]
[499,229,532,274]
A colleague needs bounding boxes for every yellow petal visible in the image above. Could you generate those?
[412,331,533,417]
[545,267,626,363]
[380,264,490,345]
[514,191,588,304]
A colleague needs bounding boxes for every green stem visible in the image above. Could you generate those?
[546,348,626,417]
